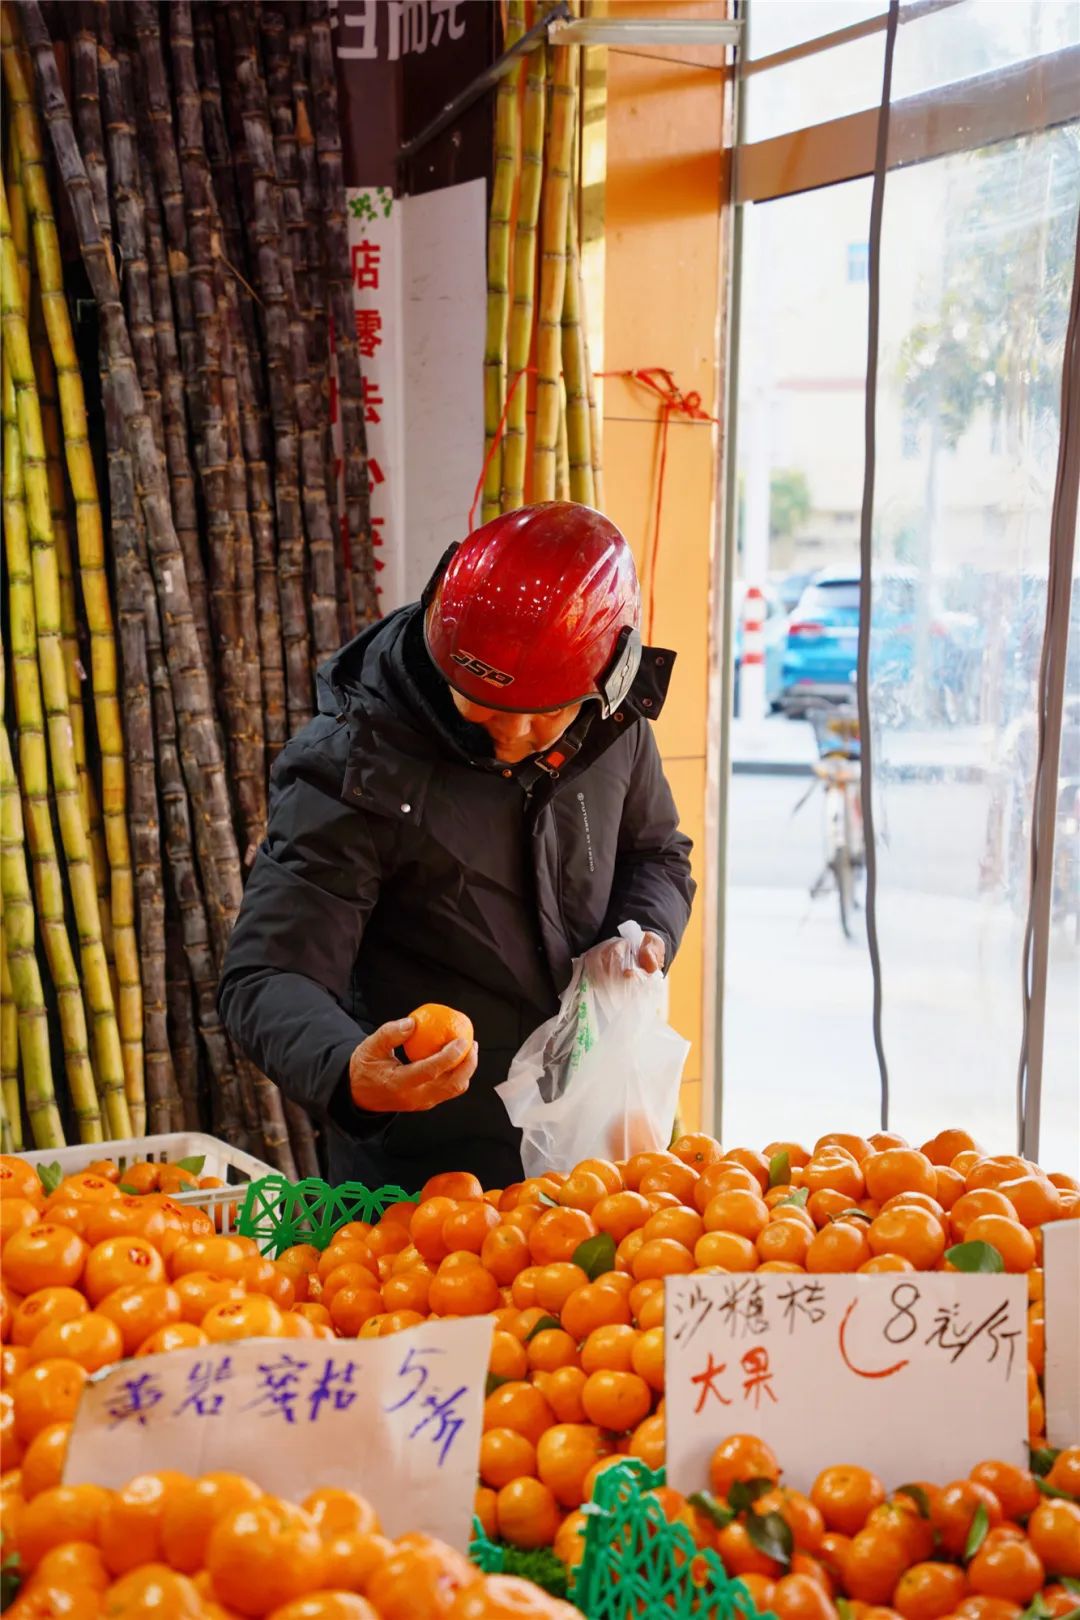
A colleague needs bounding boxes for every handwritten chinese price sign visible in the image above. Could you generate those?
[665,1274,1028,1495]
[63,1319,493,1550]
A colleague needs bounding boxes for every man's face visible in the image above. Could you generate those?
[449,689,583,764]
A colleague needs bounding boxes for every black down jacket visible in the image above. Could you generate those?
[218,605,696,1191]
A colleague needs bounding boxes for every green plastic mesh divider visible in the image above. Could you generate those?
[469,1516,505,1575]
[469,1460,775,1620]
[235,1175,417,1256]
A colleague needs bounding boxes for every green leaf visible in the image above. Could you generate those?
[965,1501,991,1560]
[174,1155,206,1174]
[117,1183,142,1196]
[35,1161,63,1196]
[1020,1597,1053,1620]
[836,1602,854,1620]
[746,1509,793,1568]
[1061,1579,1080,1597]
[572,1231,617,1280]
[831,1207,872,1223]
[524,1315,563,1343]
[1034,1477,1080,1504]
[776,1188,809,1209]
[485,1373,512,1396]
[1030,1446,1060,1478]
[896,1484,932,1518]
[729,1478,777,1515]
[768,1151,791,1189]
[689,1490,735,1530]
[537,1191,560,1208]
[946,1240,1005,1273]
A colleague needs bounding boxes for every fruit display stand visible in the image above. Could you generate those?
[3,1130,1079,1618]
[19,1134,276,1233]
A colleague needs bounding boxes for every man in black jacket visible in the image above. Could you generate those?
[219,503,695,1190]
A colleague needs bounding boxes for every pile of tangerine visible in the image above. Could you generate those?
[577,1431,1080,1620]
[0,1468,578,1619]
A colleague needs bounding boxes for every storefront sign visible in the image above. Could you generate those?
[64,1319,493,1549]
[1043,1220,1080,1447]
[344,186,405,614]
[665,1273,1028,1494]
[344,180,486,612]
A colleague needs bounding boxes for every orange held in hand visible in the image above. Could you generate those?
[403,1003,475,1062]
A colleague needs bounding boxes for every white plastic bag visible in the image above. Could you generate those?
[496,921,690,1176]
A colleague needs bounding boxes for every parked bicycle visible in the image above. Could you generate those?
[794,705,865,939]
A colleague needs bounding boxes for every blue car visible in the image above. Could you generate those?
[733,582,789,714]
[780,571,860,713]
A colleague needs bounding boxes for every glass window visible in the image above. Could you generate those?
[847,242,870,283]
[745,0,1080,146]
[747,0,885,62]
[868,120,1080,1164]
[726,179,878,1151]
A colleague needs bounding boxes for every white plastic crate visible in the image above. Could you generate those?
[18,1132,276,1235]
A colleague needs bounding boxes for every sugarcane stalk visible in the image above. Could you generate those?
[164,914,199,1132]
[102,366,179,1137]
[71,12,111,246]
[562,201,595,506]
[0,921,24,1149]
[14,2,246,974]
[289,17,348,640]
[308,0,377,628]
[167,0,268,856]
[259,4,340,667]
[195,7,288,760]
[5,126,30,311]
[0,713,64,1149]
[483,0,525,524]
[144,519,250,1149]
[4,40,144,1134]
[3,342,103,1142]
[503,30,546,510]
[129,0,199,416]
[136,86,214,682]
[533,35,577,502]
[3,181,128,1142]
[556,380,571,501]
[31,296,114,959]
[225,2,314,734]
[194,3,260,364]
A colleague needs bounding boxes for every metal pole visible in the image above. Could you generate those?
[712,0,747,1142]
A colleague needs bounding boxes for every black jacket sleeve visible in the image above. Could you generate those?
[218,722,388,1119]
[599,723,696,961]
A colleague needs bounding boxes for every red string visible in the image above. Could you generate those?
[468,365,536,534]
[598,369,719,644]
[470,363,717,646]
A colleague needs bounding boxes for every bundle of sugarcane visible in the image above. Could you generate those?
[0,0,372,1180]
[484,0,601,519]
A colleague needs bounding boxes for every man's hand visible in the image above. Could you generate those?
[586,931,666,980]
[349,1018,478,1113]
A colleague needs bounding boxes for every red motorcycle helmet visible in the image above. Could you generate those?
[425,503,642,715]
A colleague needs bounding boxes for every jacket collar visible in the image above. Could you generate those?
[319,607,676,798]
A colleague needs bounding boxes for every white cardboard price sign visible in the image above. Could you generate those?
[1043,1219,1080,1447]
[63,1318,493,1550]
[665,1273,1028,1495]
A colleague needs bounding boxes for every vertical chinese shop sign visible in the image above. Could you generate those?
[338,186,406,616]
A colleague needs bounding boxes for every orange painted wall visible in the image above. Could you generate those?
[601,8,729,1133]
